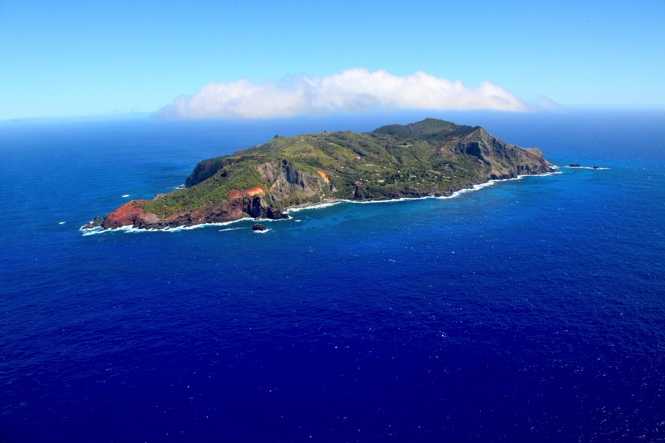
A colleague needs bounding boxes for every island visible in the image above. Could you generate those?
[86,118,554,230]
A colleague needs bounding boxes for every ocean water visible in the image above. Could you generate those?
[1,111,664,442]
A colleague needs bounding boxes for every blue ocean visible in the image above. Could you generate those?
[1,111,664,442]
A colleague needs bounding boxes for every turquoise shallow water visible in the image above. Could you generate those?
[1,112,664,442]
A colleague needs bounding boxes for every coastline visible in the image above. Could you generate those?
[286,169,562,212]
[79,169,561,236]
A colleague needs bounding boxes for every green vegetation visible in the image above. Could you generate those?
[145,161,266,216]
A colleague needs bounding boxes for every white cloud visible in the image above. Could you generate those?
[160,68,527,119]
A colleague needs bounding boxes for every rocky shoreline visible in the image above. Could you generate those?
[81,170,559,235]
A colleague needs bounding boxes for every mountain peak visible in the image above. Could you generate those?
[373,118,474,138]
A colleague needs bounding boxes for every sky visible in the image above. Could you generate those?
[1,0,664,120]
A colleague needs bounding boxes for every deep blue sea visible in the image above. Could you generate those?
[1,111,664,443]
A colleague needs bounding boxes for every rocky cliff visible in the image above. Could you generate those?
[89,119,554,229]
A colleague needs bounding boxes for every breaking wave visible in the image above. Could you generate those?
[285,201,342,213]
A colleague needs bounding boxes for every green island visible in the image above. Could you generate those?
[88,118,554,229]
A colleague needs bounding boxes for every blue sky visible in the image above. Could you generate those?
[1,0,664,120]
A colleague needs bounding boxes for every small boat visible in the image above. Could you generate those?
[568,163,581,168]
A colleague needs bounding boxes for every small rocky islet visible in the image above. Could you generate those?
[86,118,555,230]
[568,163,601,169]
[251,223,268,232]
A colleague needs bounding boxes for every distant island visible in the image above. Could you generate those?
[86,119,554,230]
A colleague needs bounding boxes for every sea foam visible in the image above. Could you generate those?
[285,201,342,213]
[80,218,251,236]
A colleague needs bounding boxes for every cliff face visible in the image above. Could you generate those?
[94,119,554,229]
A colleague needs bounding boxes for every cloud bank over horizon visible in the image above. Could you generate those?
[160,69,527,119]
